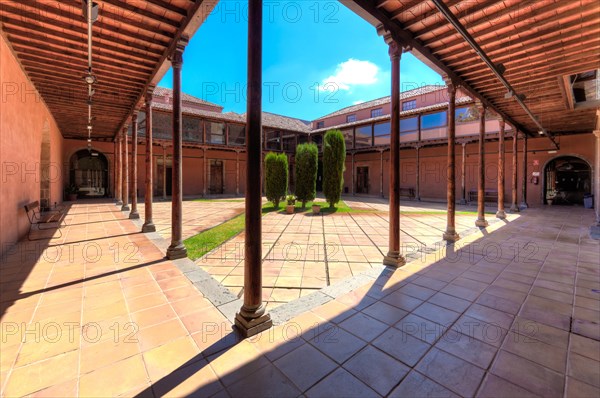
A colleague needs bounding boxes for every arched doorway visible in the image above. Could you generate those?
[544,156,592,205]
[69,149,109,198]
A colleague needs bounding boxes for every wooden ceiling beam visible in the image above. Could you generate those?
[461,39,600,80]
[0,23,161,65]
[468,49,600,86]
[454,31,600,75]
[23,63,146,91]
[436,12,600,59]
[99,0,183,27]
[420,0,556,44]
[5,31,156,71]
[13,46,150,82]
[409,0,510,35]
[7,2,172,47]
[144,0,189,17]
[0,11,164,56]
[10,41,154,77]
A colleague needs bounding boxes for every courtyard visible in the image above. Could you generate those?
[1,198,598,396]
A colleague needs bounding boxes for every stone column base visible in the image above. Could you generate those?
[475,218,489,228]
[496,210,507,219]
[383,251,406,268]
[519,202,529,209]
[142,222,156,233]
[121,205,130,211]
[235,311,272,338]
[116,200,123,206]
[129,211,140,220]
[509,205,520,213]
[166,243,187,260]
[443,231,460,242]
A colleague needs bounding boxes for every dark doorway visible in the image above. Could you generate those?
[210,160,224,194]
[544,156,591,205]
[356,166,369,194]
[316,159,323,192]
[166,167,173,196]
[69,149,109,198]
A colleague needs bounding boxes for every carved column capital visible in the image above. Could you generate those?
[145,85,155,105]
[169,36,188,68]
[443,76,458,94]
[593,130,600,139]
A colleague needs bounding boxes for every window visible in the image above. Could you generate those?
[421,111,446,129]
[206,121,225,144]
[282,133,296,152]
[228,124,245,146]
[316,121,325,129]
[341,128,353,149]
[346,114,357,123]
[402,100,417,111]
[400,117,418,132]
[311,133,323,150]
[153,111,172,139]
[298,134,308,144]
[265,131,280,150]
[183,115,203,142]
[355,125,372,147]
[371,108,383,118]
[456,107,477,123]
[374,121,390,146]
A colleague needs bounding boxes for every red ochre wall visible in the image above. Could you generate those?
[346,134,594,205]
[1,35,64,254]
[63,133,594,207]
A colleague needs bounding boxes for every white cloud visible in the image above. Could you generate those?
[320,59,380,91]
[353,100,366,105]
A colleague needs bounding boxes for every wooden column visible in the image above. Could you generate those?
[113,140,119,202]
[162,146,167,200]
[129,111,140,219]
[593,130,600,225]
[520,133,528,208]
[142,87,156,232]
[459,142,467,204]
[204,148,208,196]
[443,79,459,241]
[235,0,272,337]
[121,126,130,211]
[510,131,520,212]
[351,152,355,195]
[415,145,421,201]
[116,136,123,206]
[379,27,405,268]
[166,38,188,260]
[236,150,240,196]
[496,119,506,219]
[380,149,384,198]
[475,104,488,227]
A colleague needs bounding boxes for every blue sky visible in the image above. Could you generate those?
[159,1,444,120]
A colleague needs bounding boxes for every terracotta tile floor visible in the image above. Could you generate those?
[135,198,245,241]
[199,197,504,309]
[0,200,598,397]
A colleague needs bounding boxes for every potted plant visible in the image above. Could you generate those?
[286,195,296,214]
[65,183,78,201]
[312,203,321,214]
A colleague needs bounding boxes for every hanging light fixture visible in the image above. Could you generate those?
[83,0,98,151]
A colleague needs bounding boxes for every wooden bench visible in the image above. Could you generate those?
[468,190,499,203]
[24,201,67,240]
[399,187,416,200]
